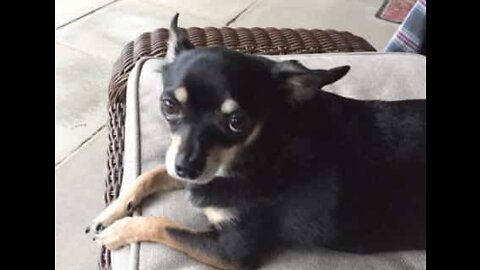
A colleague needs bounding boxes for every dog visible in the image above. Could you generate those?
[86,13,426,270]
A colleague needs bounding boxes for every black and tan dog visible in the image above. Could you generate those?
[86,14,426,270]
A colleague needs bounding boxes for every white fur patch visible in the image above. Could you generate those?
[166,134,233,183]
[220,99,238,114]
[166,135,182,179]
[202,207,236,225]
[174,87,188,104]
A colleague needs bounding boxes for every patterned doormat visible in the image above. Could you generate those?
[376,0,417,23]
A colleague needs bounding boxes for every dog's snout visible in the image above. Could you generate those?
[175,164,186,178]
[175,163,201,179]
[175,152,204,179]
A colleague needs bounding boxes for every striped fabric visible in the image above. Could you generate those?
[384,0,426,54]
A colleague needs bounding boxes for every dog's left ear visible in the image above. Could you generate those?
[273,60,350,104]
[165,13,194,64]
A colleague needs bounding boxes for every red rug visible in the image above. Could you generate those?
[376,0,417,23]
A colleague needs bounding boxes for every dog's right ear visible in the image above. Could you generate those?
[165,13,194,64]
[272,60,350,105]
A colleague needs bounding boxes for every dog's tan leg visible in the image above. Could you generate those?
[95,216,238,270]
[86,165,184,234]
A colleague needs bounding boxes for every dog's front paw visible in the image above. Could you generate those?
[93,217,137,250]
[85,222,106,234]
[85,197,137,235]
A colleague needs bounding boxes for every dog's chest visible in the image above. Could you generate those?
[201,206,236,225]
[187,186,238,226]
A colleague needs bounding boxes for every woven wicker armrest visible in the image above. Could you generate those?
[101,27,376,270]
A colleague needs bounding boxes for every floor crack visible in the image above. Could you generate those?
[55,124,107,167]
[56,0,121,30]
[226,0,261,26]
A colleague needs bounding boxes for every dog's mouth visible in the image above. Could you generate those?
[165,140,240,184]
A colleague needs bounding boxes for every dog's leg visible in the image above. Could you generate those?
[95,216,260,270]
[86,165,184,234]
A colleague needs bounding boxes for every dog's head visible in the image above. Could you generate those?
[160,14,350,183]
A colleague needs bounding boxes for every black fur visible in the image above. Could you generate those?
[160,14,425,269]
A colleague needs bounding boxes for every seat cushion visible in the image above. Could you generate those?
[111,52,426,270]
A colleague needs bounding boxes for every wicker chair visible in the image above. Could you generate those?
[101,27,376,270]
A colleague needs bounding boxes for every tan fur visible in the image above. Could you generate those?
[87,165,184,230]
[174,87,188,104]
[221,99,238,114]
[212,123,263,177]
[210,145,241,177]
[96,217,237,270]
[244,123,263,146]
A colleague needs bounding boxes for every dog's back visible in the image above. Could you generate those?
[257,92,426,254]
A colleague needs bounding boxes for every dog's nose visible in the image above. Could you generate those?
[175,164,187,178]
[175,163,202,179]
[175,141,205,179]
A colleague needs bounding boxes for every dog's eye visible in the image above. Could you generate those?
[228,113,248,133]
[161,98,181,118]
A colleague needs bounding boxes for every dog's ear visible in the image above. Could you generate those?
[165,13,194,64]
[273,60,350,104]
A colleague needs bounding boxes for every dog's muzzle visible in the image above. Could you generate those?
[174,154,204,179]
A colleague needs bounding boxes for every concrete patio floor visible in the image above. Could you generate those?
[55,0,398,269]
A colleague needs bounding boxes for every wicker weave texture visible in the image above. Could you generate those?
[108,27,375,103]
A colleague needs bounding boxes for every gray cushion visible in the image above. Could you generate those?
[112,52,426,270]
